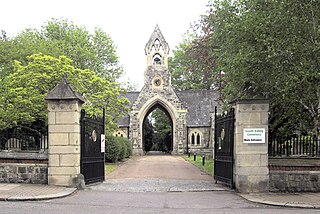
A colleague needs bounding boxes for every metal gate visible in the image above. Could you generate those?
[214,107,235,188]
[80,109,105,184]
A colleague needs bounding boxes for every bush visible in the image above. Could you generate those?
[118,139,127,161]
[124,138,132,158]
[105,135,121,162]
[105,136,133,162]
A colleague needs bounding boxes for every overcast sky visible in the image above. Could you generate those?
[1,0,208,90]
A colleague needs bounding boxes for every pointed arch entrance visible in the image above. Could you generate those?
[131,95,181,155]
[142,102,173,153]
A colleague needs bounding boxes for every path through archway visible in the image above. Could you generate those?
[142,103,173,154]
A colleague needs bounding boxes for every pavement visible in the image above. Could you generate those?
[240,192,320,209]
[1,182,320,209]
[0,183,76,201]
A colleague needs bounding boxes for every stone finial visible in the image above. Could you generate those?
[145,25,170,67]
[45,75,85,103]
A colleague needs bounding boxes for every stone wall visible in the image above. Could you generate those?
[269,158,320,192]
[0,151,48,184]
[0,163,47,184]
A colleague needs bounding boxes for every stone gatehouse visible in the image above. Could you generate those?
[116,26,217,155]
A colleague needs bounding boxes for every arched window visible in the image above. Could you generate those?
[191,134,195,145]
[190,130,202,146]
[197,133,201,145]
[114,130,126,138]
[153,53,162,65]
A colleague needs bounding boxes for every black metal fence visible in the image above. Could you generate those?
[268,135,319,157]
[0,126,48,151]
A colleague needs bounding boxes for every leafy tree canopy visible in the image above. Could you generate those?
[210,0,319,137]
[170,0,319,137]
[0,53,129,132]
[0,18,122,81]
[169,18,218,90]
[143,108,172,152]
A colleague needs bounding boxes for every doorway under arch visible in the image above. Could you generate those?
[142,103,173,154]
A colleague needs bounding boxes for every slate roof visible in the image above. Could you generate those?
[117,92,140,127]
[117,90,218,128]
[176,90,217,127]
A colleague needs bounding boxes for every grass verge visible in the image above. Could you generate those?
[183,155,214,176]
[105,163,118,175]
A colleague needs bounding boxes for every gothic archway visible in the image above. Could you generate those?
[142,103,173,153]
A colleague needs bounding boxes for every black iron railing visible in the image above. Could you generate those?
[268,135,319,157]
[0,126,48,151]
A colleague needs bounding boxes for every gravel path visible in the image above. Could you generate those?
[91,178,228,192]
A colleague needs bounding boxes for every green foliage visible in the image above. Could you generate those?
[0,18,123,81]
[123,138,132,158]
[209,0,320,137]
[168,21,218,90]
[143,108,172,152]
[0,18,133,131]
[143,116,154,152]
[0,53,129,131]
[118,138,127,161]
[105,135,132,162]
[169,0,319,137]
[105,135,121,163]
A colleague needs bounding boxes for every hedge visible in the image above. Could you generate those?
[105,135,132,163]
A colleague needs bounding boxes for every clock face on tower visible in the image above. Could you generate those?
[152,75,163,88]
[154,78,161,86]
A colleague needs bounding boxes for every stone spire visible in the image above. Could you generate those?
[145,25,170,67]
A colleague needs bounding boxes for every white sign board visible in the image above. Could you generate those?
[101,134,105,153]
[243,128,265,143]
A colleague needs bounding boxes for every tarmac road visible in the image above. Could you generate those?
[0,155,316,213]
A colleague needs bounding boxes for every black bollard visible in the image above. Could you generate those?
[202,154,205,166]
[194,152,196,161]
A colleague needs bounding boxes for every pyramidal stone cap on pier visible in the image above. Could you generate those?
[45,75,85,103]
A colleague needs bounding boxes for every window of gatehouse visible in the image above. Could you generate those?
[115,131,124,137]
[190,131,202,146]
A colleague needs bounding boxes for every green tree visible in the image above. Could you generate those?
[0,18,122,81]
[169,17,218,90]
[210,0,320,137]
[0,53,129,132]
[150,109,172,152]
[143,116,154,152]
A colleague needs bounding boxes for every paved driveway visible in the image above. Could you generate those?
[107,155,212,180]
[91,155,227,192]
